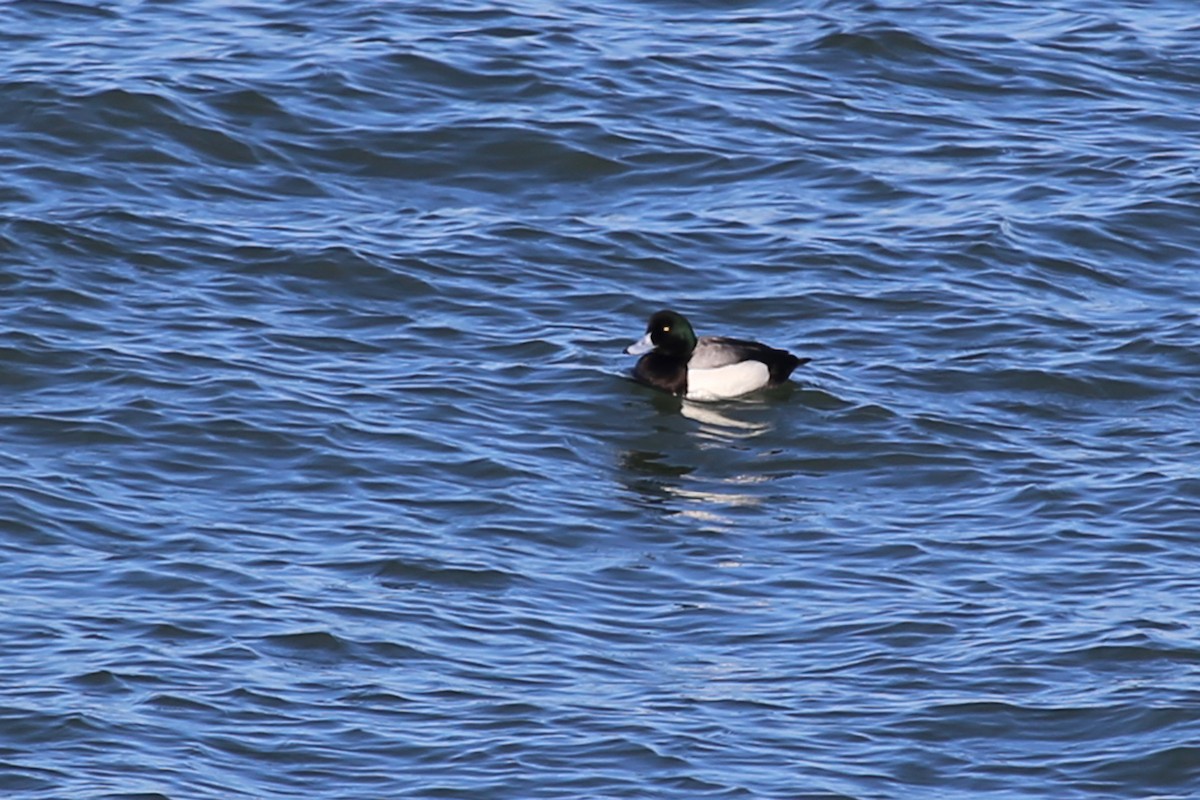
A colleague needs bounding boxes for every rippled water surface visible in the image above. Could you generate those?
[3,1,1200,797]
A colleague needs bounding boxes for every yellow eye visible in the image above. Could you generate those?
[661,325,670,332]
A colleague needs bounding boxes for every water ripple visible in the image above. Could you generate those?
[3,1,1200,798]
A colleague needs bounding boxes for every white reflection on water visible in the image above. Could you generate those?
[618,395,787,530]
[679,400,772,435]
[666,483,760,528]
[667,401,780,527]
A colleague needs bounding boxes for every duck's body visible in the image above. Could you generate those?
[624,309,808,401]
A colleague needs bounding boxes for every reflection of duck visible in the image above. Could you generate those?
[618,448,761,530]
[679,401,771,437]
[625,309,809,401]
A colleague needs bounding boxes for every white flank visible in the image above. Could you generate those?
[685,361,770,401]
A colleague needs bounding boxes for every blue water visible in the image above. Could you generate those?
[3,1,1200,798]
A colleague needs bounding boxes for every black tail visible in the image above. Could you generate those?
[768,351,810,384]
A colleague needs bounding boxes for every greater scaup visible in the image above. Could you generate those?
[624,309,808,401]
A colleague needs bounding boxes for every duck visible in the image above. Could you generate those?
[624,309,809,401]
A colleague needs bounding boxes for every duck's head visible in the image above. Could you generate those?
[624,309,698,359]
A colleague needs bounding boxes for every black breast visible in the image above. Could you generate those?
[633,352,688,396]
